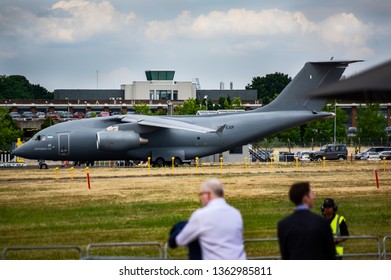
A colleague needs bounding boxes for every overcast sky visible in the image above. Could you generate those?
[1,0,390,91]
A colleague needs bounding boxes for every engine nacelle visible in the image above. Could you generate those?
[96,130,148,151]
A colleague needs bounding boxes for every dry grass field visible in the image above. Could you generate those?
[1,160,390,259]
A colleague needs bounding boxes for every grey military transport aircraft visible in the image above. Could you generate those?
[13,60,359,167]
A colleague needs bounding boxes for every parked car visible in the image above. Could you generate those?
[294,150,312,161]
[354,147,391,160]
[116,160,135,167]
[361,152,380,161]
[279,151,294,162]
[85,112,97,118]
[73,112,85,119]
[376,151,391,160]
[60,112,73,121]
[21,111,36,120]
[309,144,348,161]
[9,112,21,119]
[347,127,357,137]
[98,111,110,117]
[47,112,58,120]
[36,112,46,119]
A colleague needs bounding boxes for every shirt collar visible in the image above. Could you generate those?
[295,205,310,211]
[205,197,226,207]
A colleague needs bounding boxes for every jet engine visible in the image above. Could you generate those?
[96,130,148,151]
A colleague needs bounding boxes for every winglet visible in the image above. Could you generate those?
[216,124,226,134]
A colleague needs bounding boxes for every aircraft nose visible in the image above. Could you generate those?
[12,144,28,158]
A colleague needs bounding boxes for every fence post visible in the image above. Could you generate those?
[55,167,59,182]
[323,157,326,171]
[219,157,223,171]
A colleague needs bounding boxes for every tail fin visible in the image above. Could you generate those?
[257,60,361,112]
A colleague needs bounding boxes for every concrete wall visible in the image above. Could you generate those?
[121,81,196,100]
[54,89,124,100]
[200,145,250,163]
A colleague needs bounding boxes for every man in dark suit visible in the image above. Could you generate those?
[277,182,336,260]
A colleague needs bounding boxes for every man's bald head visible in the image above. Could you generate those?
[201,178,224,198]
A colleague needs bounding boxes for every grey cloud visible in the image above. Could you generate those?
[0,0,390,92]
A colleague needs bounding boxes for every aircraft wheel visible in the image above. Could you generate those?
[40,163,48,169]
[155,158,165,167]
[174,158,182,167]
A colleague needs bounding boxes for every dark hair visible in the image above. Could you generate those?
[289,182,311,206]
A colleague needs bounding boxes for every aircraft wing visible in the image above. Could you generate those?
[121,115,218,133]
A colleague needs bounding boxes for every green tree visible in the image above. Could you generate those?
[133,103,152,115]
[0,75,53,99]
[223,99,233,109]
[232,97,243,109]
[246,72,291,104]
[356,103,387,143]
[272,126,301,142]
[218,96,226,109]
[41,116,54,130]
[175,98,200,115]
[303,105,349,143]
[0,108,23,150]
[217,96,235,109]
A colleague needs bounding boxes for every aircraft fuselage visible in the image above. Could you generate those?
[13,110,332,163]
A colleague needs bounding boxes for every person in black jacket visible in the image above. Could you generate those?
[168,221,202,260]
[277,182,336,260]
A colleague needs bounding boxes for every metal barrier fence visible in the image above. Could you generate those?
[1,236,389,259]
[164,242,192,259]
[244,238,280,260]
[1,245,83,260]
[383,236,391,260]
[336,236,381,259]
[243,236,382,260]
[85,242,163,260]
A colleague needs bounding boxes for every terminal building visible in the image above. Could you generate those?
[121,70,196,101]
[53,69,256,104]
[54,70,197,102]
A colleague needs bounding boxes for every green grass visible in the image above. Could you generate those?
[1,163,391,259]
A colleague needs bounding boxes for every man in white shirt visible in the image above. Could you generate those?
[176,178,246,260]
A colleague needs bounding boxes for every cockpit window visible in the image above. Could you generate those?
[34,135,46,141]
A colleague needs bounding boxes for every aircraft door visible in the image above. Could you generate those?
[58,133,70,156]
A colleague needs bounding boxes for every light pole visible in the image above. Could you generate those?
[65,97,69,113]
[204,95,208,110]
[334,100,337,144]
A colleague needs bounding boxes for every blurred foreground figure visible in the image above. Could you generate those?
[321,198,349,259]
[175,178,246,260]
[277,182,336,260]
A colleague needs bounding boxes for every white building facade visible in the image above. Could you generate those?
[121,70,196,101]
